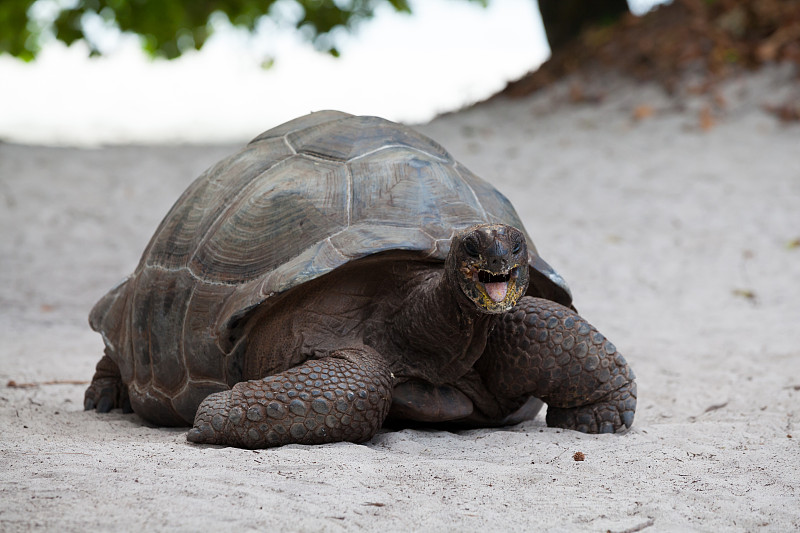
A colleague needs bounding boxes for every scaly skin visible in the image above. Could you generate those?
[187,347,394,448]
[478,296,636,433]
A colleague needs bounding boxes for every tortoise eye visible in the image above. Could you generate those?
[512,241,522,255]
[463,237,480,257]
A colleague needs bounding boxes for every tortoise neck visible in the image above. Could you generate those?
[383,265,492,384]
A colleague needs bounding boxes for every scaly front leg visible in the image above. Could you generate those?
[477,297,636,433]
[188,347,394,448]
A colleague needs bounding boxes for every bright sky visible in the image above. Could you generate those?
[0,0,667,146]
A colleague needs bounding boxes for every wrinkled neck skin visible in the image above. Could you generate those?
[377,263,493,385]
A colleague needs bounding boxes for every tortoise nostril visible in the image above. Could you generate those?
[487,256,502,270]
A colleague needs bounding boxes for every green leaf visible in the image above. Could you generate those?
[0,0,490,60]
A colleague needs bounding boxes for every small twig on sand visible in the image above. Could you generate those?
[688,401,729,422]
[703,401,729,413]
[609,517,656,533]
[6,379,89,388]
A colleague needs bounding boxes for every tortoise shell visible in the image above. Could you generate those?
[90,110,572,423]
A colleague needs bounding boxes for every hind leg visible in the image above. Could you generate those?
[477,296,636,434]
[84,352,132,413]
[188,346,394,448]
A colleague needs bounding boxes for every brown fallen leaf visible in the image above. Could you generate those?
[633,104,655,121]
[568,83,604,104]
[699,106,716,131]
[569,83,585,103]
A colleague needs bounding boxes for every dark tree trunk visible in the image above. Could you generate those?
[538,0,630,51]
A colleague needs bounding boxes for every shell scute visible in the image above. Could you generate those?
[129,268,191,393]
[143,139,294,271]
[287,115,451,163]
[189,155,349,282]
[182,281,237,381]
[347,150,484,240]
[248,110,352,146]
[329,224,437,260]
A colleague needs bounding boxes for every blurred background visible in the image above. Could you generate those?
[0,0,669,145]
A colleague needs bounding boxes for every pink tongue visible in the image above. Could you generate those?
[485,281,508,303]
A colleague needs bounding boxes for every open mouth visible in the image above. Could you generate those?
[474,269,514,303]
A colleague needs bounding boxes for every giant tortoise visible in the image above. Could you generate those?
[84,110,636,448]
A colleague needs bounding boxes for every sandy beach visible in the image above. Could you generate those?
[1,67,799,532]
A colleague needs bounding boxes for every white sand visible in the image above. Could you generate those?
[1,67,799,532]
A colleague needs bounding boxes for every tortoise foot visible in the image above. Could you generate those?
[188,348,394,448]
[479,296,637,433]
[546,380,637,434]
[84,354,131,413]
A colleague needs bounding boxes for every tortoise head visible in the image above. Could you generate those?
[446,224,530,314]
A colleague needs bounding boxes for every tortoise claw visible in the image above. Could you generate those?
[121,396,133,414]
[96,394,114,413]
[187,423,216,444]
